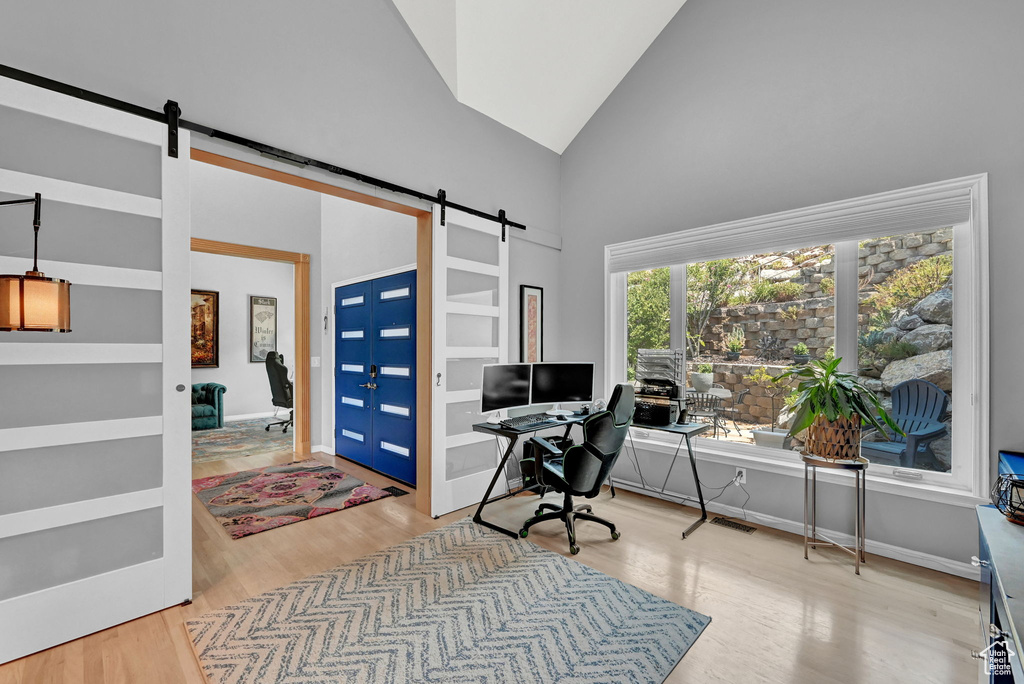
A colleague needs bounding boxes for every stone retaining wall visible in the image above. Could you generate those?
[685,362,798,425]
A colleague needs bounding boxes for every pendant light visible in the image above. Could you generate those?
[0,193,72,332]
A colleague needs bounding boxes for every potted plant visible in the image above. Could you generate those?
[724,327,744,361]
[775,357,902,461]
[792,342,810,364]
[691,362,714,392]
[745,366,791,448]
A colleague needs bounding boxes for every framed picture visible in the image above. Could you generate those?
[520,285,543,363]
[191,289,219,368]
[250,295,278,363]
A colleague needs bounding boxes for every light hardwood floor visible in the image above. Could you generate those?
[0,449,981,683]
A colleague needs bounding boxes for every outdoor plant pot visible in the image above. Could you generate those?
[804,413,861,461]
[793,354,810,364]
[751,428,792,450]
[691,372,713,392]
[725,351,741,361]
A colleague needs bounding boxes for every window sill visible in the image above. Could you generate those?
[626,431,988,509]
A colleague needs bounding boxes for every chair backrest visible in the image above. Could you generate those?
[888,379,949,444]
[565,383,635,497]
[689,392,722,412]
[265,351,293,409]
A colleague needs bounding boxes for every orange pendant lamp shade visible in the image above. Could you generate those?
[0,272,72,332]
[0,193,72,332]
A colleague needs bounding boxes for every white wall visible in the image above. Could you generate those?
[558,0,1024,569]
[318,195,418,449]
[191,251,295,419]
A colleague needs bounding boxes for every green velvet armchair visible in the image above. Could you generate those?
[191,383,227,430]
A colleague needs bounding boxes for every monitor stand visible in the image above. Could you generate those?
[546,404,574,417]
[486,411,503,424]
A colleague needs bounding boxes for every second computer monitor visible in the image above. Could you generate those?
[480,363,532,413]
[531,362,594,405]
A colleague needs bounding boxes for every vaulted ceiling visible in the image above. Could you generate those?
[392,0,687,154]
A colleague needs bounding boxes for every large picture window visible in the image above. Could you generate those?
[605,176,987,499]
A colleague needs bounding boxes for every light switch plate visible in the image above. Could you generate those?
[311,357,321,367]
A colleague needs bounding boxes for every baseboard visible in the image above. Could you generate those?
[312,444,333,455]
[611,479,979,581]
[224,412,276,422]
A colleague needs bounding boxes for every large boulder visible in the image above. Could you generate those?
[912,286,953,325]
[880,349,952,391]
[901,324,953,353]
[896,314,924,331]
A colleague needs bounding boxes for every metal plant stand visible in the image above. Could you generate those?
[803,454,868,575]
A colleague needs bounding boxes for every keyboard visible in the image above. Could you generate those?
[500,413,560,431]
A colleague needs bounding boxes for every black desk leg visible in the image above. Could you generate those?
[472,435,521,538]
[681,434,708,539]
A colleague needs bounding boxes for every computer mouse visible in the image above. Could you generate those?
[555,414,567,421]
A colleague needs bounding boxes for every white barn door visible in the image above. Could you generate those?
[431,206,509,517]
[0,78,191,662]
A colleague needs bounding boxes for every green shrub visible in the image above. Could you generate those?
[724,326,745,352]
[868,254,952,314]
[820,277,834,296]
[774,282,805,301]
[780,305,801,321]
[823,345,835,363]
[793,342,809,355]
[876,340,917,361]
[697,363,714,373]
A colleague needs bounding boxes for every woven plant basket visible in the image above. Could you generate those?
[803,413,861,461]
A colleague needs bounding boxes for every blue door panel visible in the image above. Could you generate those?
[335,281,373,467]
[371,271,417,485]
[334,271,417,486]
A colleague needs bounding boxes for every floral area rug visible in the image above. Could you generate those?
[192,417,293,464]
[192,460,394,539]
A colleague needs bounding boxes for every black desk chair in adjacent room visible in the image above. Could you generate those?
[264,351,294,433]
[519,383,635,554]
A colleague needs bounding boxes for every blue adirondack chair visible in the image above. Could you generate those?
[861,379,949,468]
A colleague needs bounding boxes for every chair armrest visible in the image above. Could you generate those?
[906,420,946,439]
[528,437,563,486]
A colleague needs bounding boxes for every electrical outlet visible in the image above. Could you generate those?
[311,357,320,367]
[735,467,747,485]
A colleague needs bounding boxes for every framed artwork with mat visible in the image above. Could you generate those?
[250,295,278,362]
[191,289,219,368]
[520,284,543,362]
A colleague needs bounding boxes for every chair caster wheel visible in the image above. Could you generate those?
[519,528,529,538]
[610,530,621,541]
[265,426,271,432]
[534,508,544,517]
[569,545,580,555]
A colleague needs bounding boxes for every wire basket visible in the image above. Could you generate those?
[992,473,1024,526]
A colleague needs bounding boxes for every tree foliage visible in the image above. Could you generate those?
[626,268,670,379]
[686,259,744,358]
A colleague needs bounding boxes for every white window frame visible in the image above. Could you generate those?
[605,175,990,506]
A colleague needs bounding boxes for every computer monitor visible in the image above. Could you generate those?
[480,363,532,413]
[531,362,595,406]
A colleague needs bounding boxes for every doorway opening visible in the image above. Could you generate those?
[189,239,309,464]
[189,148,433,515]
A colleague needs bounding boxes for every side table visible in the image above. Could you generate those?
[803,454,868,575]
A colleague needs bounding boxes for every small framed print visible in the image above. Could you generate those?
[520,285,543,363]
[191,289,219,368]
[250,295,278,363]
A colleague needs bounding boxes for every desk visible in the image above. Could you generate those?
[623,422,711,538]
[471,415,586,538]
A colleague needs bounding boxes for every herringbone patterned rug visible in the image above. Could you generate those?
[186,519,710,683]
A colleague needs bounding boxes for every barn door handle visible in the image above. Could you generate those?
[436,373,442,386]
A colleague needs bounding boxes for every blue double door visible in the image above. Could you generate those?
[335,270,417,486]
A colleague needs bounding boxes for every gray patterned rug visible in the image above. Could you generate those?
[186,518,710,683]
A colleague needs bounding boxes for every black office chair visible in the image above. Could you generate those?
[519,383,635,554]
[264,351,294,433]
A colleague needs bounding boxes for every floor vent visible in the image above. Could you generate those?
[710,516,756,534]
[383,486,410,497]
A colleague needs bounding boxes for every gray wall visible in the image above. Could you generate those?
[191,251,296,418]
[559,0,1024,565]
